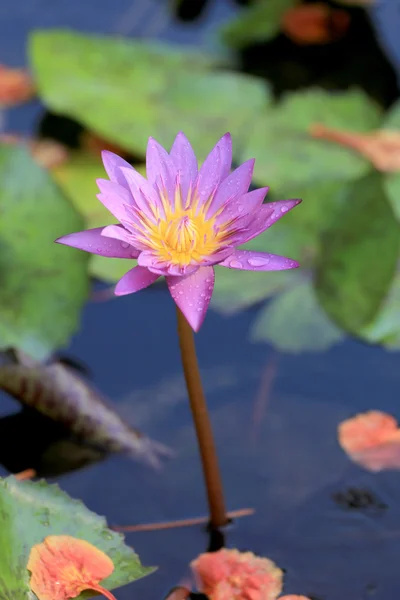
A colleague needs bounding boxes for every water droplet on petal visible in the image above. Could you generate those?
[178,290,184,295]
[229,260,243,269]
[121,241,130,249]
[248,256,270,267]
[280,206,289,213]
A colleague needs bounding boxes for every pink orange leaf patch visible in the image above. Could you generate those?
[27,535,116,600]
[310,124,400,172]
[0,65,35,105]
[191,548,283,600]
[338,410,400,471]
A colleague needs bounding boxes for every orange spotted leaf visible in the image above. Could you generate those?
[338,410,400,471]
[191,548,283,600]
[27,535,116,600]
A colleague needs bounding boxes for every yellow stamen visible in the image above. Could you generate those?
[136,192,228,267]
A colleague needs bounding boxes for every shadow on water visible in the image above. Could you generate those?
[1,1,400,598]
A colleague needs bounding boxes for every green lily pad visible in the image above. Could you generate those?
[213,180,345,315]
[315,172,400,334]
[52,152,146,282]
[383,172,400,222]
[382,98,400,129]
[214,180,349,352]
[220,0,296,48]
[0,476,154,599]
[379,100,400,222]
[359,272,400,350]
[250,281,344,352]
[242,88,382,190]
[30,29,269,161]
[0,144,89,359]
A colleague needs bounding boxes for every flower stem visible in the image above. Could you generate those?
[90,584,117,600]
[176,307,228,529]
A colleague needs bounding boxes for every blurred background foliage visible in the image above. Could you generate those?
[1,0,400,355]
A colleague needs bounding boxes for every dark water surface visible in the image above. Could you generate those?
[1,1,400,599]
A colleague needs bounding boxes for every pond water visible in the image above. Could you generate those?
[1,1,400,599]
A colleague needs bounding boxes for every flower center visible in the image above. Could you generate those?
[156,209,219,266]
[166,215,197,254]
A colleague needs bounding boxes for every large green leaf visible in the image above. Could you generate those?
[212,180,345,315]
[242,89,381,190]
[359,272,400,349]
[315,173,400,333]
[383,172,400,222]
[0,476,154,599]
[0,144,89,359]
[380,100,400,223]
[52,152,143,282]
[250,281,344,352]
[382,98,400,129]
[220,0,296,48]
[30,30,269,161]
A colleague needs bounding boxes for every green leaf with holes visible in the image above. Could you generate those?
[0,476,154,599]
[0,144,89,358]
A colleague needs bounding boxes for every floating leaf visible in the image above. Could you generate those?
[0,350,171,468]
[220,0,296,48]
[383,172,400,222]
[359,272,400,349]
[213,181,347,352]
[242,89,381,190]
[281,3,350,46]
[28,535,116,600]
[52,151,144,282]
[0,144,89,358]
[0,477,154,599]
[250,281,344,352]
[315,173,400,333]
[311,124,400,172]
[380,101,400,221]
[30,30,269,161]
[338,411,400,471]
[191,548,283,600]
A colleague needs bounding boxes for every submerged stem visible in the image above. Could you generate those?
[176,307,228,529]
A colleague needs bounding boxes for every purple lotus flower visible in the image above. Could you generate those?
[56,133,300,331]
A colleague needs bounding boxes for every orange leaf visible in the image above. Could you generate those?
[281,3,350,46]
[191,548,283,600]
[27,535,116,600]
[338,410,400,471]
[310,124,400,172]
[0,65,35,106]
